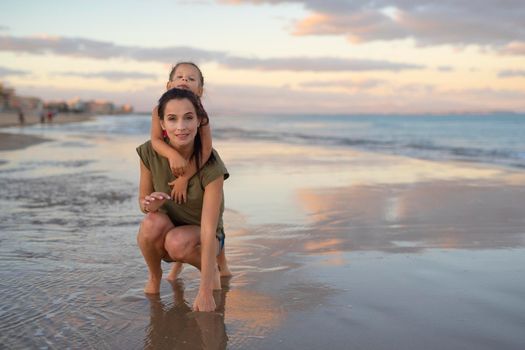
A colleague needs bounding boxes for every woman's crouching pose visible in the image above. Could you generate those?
[136,88,229,312]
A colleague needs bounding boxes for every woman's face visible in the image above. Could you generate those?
[160,98,200,149]
[167,64,203,97]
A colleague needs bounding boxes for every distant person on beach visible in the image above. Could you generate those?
[137,88,228,311]
[17,108,25,125]
[47,110,53,123]
[39,110,46,124]
[150,62,231,280]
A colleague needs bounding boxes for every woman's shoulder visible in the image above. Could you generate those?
[136,140,157,165]
[137,139,154,153]
[207,149,228,171]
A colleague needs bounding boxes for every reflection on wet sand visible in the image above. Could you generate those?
[144,279,228,350]
[297,180,525,254]
[144,275,284,349]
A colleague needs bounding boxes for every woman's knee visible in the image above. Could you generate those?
[164,228,199,261]
[138,212,171,243]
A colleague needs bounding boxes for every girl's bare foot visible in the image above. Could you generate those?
[166,262,184,281]
[217,250,232,277]
[218,263,232,277]
[213,266,221,290]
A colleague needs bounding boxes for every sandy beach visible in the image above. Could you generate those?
[0,112,94,151]
[1,115,524,349]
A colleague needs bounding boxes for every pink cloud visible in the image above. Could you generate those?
[222,0,525,54]
[502,41,525,55]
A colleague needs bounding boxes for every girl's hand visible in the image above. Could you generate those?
[141,192,170,213]
[168,177,189,204]
[168,154,188,177]
[193,290,216,312]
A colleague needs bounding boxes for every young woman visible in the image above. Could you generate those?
[137,88,229,312]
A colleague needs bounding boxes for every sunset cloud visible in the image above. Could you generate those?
[498,69,525,78]
[299,79,386,90]
[0,34,224,62]
[222,0,525,53]
[0,34,423,72]
[501,41,525,55]
[57,70,158,81]
[436,66,453,72]
[219,56,423,71]
[0,65,29,77]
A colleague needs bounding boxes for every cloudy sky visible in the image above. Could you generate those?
[1,0,524,114]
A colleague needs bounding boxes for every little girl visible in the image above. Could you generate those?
[149,62,231,280]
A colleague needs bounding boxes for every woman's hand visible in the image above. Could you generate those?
[168,153,188,177]
[168,177,189,204]
[193,289,216,312]
[141,192,170,213]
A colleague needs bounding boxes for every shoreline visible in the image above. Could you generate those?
[0,112,95,151]
[0,132,52,151]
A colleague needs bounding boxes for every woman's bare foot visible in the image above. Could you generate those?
[144,275,162,294]
[166,262,184,281]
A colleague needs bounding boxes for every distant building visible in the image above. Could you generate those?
[19,96,44,112]
[67,97,87,113]
[119,104,134,114]
[0,83,16,112]
[0,83,133,115]
[66,98,133,114]
[0,83,43,112]
[44,101,68,113]
[85,100,115,114]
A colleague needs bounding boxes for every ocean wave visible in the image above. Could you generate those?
[214,126,525,168]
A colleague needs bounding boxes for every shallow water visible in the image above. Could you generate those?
[1,117,525,349]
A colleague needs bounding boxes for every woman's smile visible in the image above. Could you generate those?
[174,132,190,140]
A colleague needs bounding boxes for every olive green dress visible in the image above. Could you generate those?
[136,140,229,239]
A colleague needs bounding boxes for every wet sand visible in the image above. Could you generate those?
[1,117,525,349]
[0,132,51,151]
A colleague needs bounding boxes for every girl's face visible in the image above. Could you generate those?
[167,64,203,97]
[160,98,200,149]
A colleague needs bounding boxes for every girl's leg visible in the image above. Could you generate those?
[166,261,184,281]
[168,248,230,281]
[217,248,232,277]
[137,212,174,294]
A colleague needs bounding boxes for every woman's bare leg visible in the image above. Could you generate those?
[137,212,174,294]
[164,225,221,290]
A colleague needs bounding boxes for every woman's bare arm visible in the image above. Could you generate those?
[193,176,223,312]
